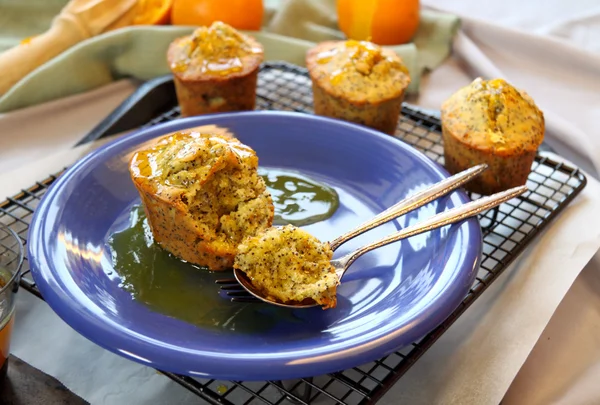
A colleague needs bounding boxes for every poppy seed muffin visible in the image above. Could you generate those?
[167,21,264,117]
[306,40,411,135]
[441,78,545,195]
[129,126,274,270]
[234,225,339,309]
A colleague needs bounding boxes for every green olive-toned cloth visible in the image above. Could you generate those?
[0,0,459,113]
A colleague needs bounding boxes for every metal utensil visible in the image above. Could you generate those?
[227,185,526,308]
[217,164,488,303]
[328,163,488,251]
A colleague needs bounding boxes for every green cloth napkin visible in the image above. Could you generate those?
[0,0,459,113]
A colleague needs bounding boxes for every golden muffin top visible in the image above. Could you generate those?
[306,40,411,104]
[131,130,253,187]
[234,225,339,309]
[130,126,273,249]
[168,21,263,78]
[441,78,545,155]
[129,128,260,211]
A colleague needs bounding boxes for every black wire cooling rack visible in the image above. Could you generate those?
[0,62,588,405]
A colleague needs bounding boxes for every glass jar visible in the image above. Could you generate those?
[0,223,23,389]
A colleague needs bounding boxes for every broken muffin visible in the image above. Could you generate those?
[129,126,274,270]
[234,225,339,309]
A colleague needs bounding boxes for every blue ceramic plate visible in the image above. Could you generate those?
[28,111,481,381]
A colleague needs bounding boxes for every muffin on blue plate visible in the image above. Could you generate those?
[129,126,274,270]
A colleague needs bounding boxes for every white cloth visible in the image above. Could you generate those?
[421,1,600,403]
[418,11,600,178]
[0,79,137,175]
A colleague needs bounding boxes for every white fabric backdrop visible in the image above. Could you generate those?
[421,1,600,403]
[420,2,600,178]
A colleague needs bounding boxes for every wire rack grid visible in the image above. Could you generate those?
[0,62,587,405]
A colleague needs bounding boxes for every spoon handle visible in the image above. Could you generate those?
[329,163,488,251]
[338,185,527,269]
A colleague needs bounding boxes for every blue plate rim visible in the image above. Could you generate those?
[28,110,482,380]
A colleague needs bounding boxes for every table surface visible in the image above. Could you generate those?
[1,355,87,405]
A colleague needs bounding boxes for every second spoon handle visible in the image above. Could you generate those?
[338,185,527,269]
[329,163,488,251]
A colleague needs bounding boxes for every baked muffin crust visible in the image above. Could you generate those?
[234,225,339,309]
[441,78,544,156]
[306,40,411,134]
[167,22,264,116]
[168,21,263,79]
[307,40,410,104]
[441,78,545,194]
[129,127,274,270]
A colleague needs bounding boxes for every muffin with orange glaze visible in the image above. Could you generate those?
[306,40,411,135]
[167,21,264,117]
[129,126,274,270]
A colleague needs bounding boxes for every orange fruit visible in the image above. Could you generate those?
[132,0,173,25]
[171,0,264,30]
[337,0,420,45]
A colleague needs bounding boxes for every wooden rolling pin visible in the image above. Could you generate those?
[0,0,138,97]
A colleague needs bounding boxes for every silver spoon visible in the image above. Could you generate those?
[232,185,527,309]
[217,164,486,298]
[329,163,488,251]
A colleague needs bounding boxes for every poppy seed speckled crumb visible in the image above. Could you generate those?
[234,225,339,309]
[129,126,274,270]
